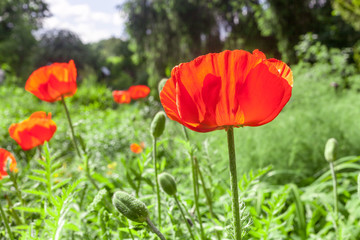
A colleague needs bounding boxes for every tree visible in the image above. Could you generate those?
[333,0,360,31]
[0,0,49,78]
[35,29,94,71]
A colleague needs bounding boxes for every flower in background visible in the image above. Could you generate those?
[113,90,131,104]
[9,112,57,150]
[160,49,293,132]
[128,85,150,100]
[130,143,143,154]
[0,149,18,179]
[25,60,77,102]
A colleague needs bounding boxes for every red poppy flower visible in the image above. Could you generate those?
[160,49,293,133]
[9,112,57,150]
[130,143,143,154]
[0,149,17,179]
[25,60,77,102]
[128,85,150,100]
[113,90,131,104]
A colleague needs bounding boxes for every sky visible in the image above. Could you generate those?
[42,0,126,43]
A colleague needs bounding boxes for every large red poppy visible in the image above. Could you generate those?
[128,85,150,100]
[160,49,293,133]
[0,149,17,179]
[9,112,57,150]
[113,90,131,104]
[25,60,77,102]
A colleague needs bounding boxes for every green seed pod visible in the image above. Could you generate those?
[158,78,168,94]
[158,172,177,196]
[112,191,149,223]
[150,111,166,139]
[324,138,338,163]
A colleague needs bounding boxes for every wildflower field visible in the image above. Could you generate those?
[2,1,360,240]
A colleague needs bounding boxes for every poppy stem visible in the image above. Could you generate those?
[0,202,15,240]
[174,194,196,240]
[61,96,81,157]
[146,217,167,240]
[182,126,205,239]
[227,127,241,240]
[9,172,25,223]
[329,161,339,234]
[152,138,161,227]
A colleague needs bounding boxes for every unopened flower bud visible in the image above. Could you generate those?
[150,111,166,139]
[324,138,338,163]
[112,191,149,223]
[158,172,177,196]
[158,78,168,94]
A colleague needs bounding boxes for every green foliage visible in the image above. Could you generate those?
[0,0,49,78]
[333,0,360,31]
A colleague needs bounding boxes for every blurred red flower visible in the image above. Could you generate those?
[130,143,143,154]
[9,112,57,150]
[113,90,131,104]
[160,49,293,132]
[128,85,150,100]
[0,149,17,179]
[25,60,77,102]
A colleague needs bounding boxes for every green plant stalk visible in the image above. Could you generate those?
[61,96,81,157]
[227,127,241,240]
[329,161,339,231]
[182,126,205,239]
[5,195,22,225]
[122,217,134,240]
[174,195,196,240]
[84,156,99,190]
[146,217,167,240]
[194,156,215,218]
[9,172,25,223]
[152,138,161,227]
[190,150,205,239]
[0,202,15,240]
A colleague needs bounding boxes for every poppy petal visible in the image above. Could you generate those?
[237,62,292,126]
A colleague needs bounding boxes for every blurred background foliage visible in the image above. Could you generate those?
[2,0,360,89]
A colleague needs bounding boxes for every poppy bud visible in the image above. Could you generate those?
[158,78,168,94]
[112,191,149,223]
[158,172,177,196]
[324,138,338,163]
[150,111,166,139]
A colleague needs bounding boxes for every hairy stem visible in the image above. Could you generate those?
[153,138,161,227]
[174,195,196,240]
[329,161,339,235]
[61,96,81,157]
[0,202,15,240]
[183,126,205,239]
[146,217,167,240]
[227,127,241,240]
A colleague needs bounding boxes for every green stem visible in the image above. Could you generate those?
[183,126,205,239]
[9,173,25,223]
[194,156,216,218]
[227,127,241,240]
[190,149,205,239]
[61,96,81,157]
[0,202,15,240]
[146,217,167,240]
[329,161,339,234]
[153,138,161,227]
[174,195,196,240]
[84,156,99,190]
